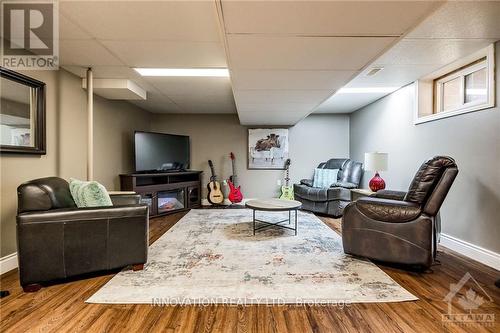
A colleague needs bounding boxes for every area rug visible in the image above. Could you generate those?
[87,209,417,304]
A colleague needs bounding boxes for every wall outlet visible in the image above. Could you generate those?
[277,179,282,186]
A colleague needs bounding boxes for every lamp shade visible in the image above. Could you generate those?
[364,152,388,171]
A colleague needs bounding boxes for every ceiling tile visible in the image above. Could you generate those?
[233,90,333,105]
[407,2,500,39]
[60,1,220,42]
[59,40,123,66]
[101,40,227,68]
[128,92,182,114]
[314,93,387,114]
[376,39,496,66]
[227,36,397,70]
[222,1,441,36]
[59,13,92,40]
[62,65,138,79]
[348,64,438,88]
[230,70,357,90]
[145,77,233,96]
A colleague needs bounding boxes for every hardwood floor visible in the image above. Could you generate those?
[1,211,499,333]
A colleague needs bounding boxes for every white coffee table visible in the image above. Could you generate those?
[245,198,302,235]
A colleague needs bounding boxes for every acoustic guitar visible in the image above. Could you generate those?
[207,160,224,205]
[279,159,294,200]
[227,152,243,203]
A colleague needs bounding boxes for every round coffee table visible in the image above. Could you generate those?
[245,198,302,235]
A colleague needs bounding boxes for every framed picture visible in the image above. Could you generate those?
[248,128,289,170]
[0,68,46,154]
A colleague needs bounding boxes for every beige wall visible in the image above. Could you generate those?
[150,113,350,199]
[350,42,500,253]
[0,69,151,257]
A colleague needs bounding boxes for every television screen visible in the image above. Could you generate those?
[134,131,190,172]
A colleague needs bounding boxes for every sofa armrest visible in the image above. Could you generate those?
[370,190,407,201]
[110,194,141,206]
[17,205,148,225]
[355,197,421,223]
[300,179,313,187]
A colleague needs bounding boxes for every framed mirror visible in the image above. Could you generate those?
[0,67,46,154]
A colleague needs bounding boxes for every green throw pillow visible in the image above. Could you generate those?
[69,178,113,208]
[312,168,339,188]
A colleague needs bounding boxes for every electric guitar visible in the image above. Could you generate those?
[227,152,243,203]
[207,160,224,205]
[279,159,294,200]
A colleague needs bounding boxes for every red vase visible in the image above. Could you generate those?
[369,172,386,192]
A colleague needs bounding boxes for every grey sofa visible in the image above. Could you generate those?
[294,158,363,217]
[17,177,149,292]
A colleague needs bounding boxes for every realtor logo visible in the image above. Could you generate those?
[1,0,58,70]
[442,272,495,327]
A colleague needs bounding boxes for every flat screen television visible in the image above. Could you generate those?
[134,131,190,172]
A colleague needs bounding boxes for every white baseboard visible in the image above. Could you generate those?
[440,234,500,271]
[1,252,18,274]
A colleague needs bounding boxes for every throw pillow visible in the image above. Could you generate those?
[312,168,339,188]
[69,178,113,208]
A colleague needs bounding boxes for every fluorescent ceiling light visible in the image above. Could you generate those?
[134,68,229,77]
[337,87,399,94]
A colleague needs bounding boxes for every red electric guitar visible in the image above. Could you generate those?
[227,152,243,203]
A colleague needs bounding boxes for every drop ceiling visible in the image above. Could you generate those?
[314,1,500,114]
[56,1,500,124]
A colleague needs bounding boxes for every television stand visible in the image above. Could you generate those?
[120,171,202,217]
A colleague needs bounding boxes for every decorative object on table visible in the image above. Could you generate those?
[294,158,363,217]
[312,167,339,188]
[279,159,294,200]
[227,152,243,203]
[248,128,289,169]
[16,177,148,292]
[69,178,113,207]
[207,160,224,205]
[364,152,388,192]
[87,209,417,305]
[0,67,46,154]
[342,156,458,269]
[246,198,301,235]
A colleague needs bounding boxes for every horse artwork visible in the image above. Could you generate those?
[248,128,289,170]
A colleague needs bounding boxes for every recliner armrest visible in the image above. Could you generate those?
[370,190,407,201]
[300,179,313,187]
[355,197,421,223]
[17,205,148,225]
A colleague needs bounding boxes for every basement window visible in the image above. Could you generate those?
[415,44,495,124]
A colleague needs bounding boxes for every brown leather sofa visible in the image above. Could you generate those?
[342,156,458,269]
[16,177,149,292]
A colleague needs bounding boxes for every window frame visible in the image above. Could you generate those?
[434,59,488,115]
[414,44,495,125]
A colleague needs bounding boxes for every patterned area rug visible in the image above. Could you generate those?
[87,209,417,304]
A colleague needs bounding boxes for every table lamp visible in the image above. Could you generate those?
[364,152,388,192]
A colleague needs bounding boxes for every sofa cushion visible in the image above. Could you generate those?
[69,178,113,208]
[294,184,351,202]
[330,181,358,189]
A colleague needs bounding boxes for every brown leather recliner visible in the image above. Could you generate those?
[16,177,149,292]
[342,156,458,268]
